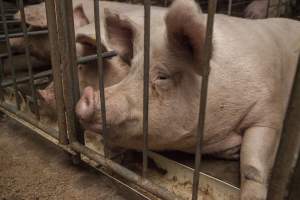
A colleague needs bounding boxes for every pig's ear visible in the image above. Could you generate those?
[103,9,138,65]
[76,33,108,56]
[165,0,206,75]
[73,4,90,28]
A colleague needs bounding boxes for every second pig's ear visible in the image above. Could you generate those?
[103,9,139,65]
[73,4,90,28]
[165,0,206,75]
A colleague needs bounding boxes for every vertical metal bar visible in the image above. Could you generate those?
[45,0,68,145]
[277,0,282,17]
[0,58,4,101]
[143,0,151,177]
[94,0,108,157]
[54,0,82,163]
[266,0,272,18]
[0,0,20,110]
[19,0,40,120]
[268,56,300,200]
[227,0,232,15]
[191,1,217,200]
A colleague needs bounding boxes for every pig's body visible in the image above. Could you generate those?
[76,1,300,198]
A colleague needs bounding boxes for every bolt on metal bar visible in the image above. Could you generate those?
[227,0,233,15]
[71,142,183,200]
[45,0,68,145]
[1,69,52,88]
[19,0,40,120]
[0,30,48,40]
[191,1,217,200]
[0,0,21,110]
[94,0,108,157]
[143,0,151,177]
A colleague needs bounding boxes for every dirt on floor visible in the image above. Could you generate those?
[0,114,127,200]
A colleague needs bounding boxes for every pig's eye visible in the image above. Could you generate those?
[157,74,170,80]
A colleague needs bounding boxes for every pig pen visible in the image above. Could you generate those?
[0,0,300,200]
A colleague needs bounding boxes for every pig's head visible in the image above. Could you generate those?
[76,0,206,151]
[10,4,89,62]
[38,29,130,122]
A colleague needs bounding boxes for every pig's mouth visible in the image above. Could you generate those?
[79,118,104,133]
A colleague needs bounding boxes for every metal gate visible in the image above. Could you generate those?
[0,0,299,199]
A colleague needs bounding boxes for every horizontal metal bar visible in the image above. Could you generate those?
[77,51,117,64]
[71,142,183,200]
[0,29,48,40]
[0,19,19,24]
[1,69,52,88]
[0,102,59,139]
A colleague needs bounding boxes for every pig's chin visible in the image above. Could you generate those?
[80,120,103,133]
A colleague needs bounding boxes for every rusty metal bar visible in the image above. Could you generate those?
[0,0,20,110]
[143,0,151,177]
[268,56,300,200]
[19,0,40,119]
[64,0,84,145]
[191,1,217,200]
[227,0,233,15]
[94,0,108,157]
[0,30,48,40]
[71,142,183,200]
[45,0,68,145]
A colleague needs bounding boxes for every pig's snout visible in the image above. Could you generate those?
[76,86,96,122]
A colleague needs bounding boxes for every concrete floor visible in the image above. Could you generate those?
[0,114,127,200]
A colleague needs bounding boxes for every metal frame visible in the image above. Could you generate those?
[0,0,298,200]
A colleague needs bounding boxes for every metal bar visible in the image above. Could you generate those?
[77,51,117,65]
[94,0,108,157]
[266,0,272,18]
[19,0,40,120]
[45,0,68,145]
[0,30,48,40]
[0,0,20,110]
[268,56,300,200]
[143,0,151,177]
[71,142,182,200]
[1,69,52,88]
[191,1,217,200]
[277,0,282,17]
[227,0,233,15]
[0,58,3,101]
[0,102,59,139]
[64,0,84,145]
[0,19,20,24]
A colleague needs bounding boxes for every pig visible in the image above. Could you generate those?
[10,0,145,61]
[244,0,268,19]
[37,22,130,123]
[76,0,300,199]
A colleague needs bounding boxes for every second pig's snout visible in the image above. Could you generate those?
[76,86,96,122]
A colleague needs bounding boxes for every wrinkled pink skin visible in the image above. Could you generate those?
[244,0,268,19]
[76,0,300,199]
